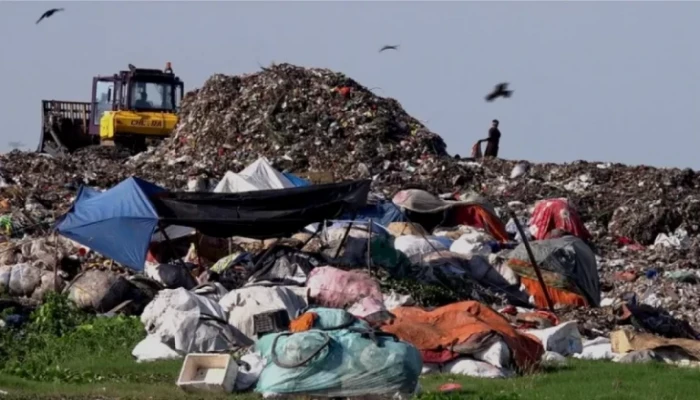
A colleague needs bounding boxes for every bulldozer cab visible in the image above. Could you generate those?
[90,63,183,135]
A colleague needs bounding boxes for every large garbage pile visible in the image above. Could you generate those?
[1,63,700,351]
[131,63,448,189]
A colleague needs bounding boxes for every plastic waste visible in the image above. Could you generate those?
[525,321,583,356]
[132,335,182,363]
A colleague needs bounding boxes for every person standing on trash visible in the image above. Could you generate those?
[478,119,502,158]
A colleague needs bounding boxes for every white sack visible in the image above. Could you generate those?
[219,286,308,342]
[472,339,511,369]
[394,235,447,259]
[141,288,251,354]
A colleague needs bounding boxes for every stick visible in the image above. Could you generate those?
[508,210,555,312]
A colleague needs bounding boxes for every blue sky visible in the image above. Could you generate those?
[1,1,699,168]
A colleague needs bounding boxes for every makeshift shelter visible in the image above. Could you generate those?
[392,189,509,242]
[506,236,600,308]
[529,198,591,241]
[55,177,167,272]
[56,178,371,271]
[214,157,295,193]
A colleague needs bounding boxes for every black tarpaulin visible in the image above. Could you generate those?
[149,180,371,238]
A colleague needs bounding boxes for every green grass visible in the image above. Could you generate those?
[1,295,700,399]
[1,359,700,400]
[420,360,700,400]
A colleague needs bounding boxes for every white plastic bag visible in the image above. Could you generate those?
[443,358,510,378]
[450,232,493,258]
[394,235,447,259]
[8,263,41,297]
[132,335,182,363]
[235,352,265,391]
[472,339,511,369]
[541,351,568,367]
[573,337,616,360]
[525,321,583,356]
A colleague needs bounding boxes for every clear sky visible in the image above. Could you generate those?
[1,1,699,168]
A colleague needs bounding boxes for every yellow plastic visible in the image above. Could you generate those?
[99,111,178,140]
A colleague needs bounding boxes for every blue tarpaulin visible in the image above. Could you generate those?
[283,172,310,187]
[342,201,406,228]
[55,177,166,272]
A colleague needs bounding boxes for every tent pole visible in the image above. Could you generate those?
[53,233,60,292]
[301,225,320,249]
[333,213,356,259]
[367,219,373,274]
[508,210,555,313]
[157,223,179,264]
[194,230,204,269]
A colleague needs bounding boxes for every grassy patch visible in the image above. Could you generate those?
[419,360,700,400]
[1,295,700,399]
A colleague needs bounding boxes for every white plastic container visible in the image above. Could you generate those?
[177,353,238,393]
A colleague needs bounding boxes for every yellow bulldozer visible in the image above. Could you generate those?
[39,62,184,155]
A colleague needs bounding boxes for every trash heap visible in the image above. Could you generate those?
[132,63,447,188]
[0,64,700,382]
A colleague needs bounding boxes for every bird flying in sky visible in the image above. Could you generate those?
[379,45,399,53]
[485,83,513,102]
[36,8,64,24]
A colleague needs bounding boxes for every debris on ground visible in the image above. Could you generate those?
[2,63,700,394]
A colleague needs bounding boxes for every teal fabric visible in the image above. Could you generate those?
[255,308,422,397]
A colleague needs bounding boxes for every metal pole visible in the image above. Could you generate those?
[367,219,373,274]
[53,233,60,292]
[333,214,356,259]
[508,210,555,312]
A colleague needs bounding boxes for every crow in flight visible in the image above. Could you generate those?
[36,8,64,24]
[485,82,513,102]
[379,44,399,53]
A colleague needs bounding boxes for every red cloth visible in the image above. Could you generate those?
[529,198,591,241]
[471,141,483,158]
[451,205,510,243]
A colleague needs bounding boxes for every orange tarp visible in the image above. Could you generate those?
[521,277,588,309]
[380,301,543,370]
[452,205,509,243]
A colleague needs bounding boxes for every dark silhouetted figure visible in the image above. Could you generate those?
[379,45,400,53]
[479,120,501,158]
[36,8,64,24]
[485,83,513,102]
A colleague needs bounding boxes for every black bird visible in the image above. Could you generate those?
[36,8,64,24]
[485,82,513,102]
[379,44,399,53]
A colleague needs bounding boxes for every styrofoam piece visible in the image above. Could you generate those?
[177,354,238,393]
